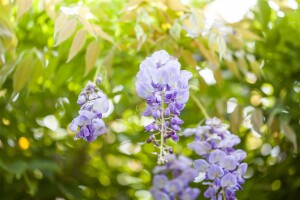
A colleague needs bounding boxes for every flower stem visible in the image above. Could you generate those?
[93,64,102,84]
[222,189,226,200]
[191,94,210,120]
[158,90,165,165]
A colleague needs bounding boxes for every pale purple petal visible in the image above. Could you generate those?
[188,141,211,155]
[219,156,237,171]
[207,164,224,180]
[194,159,210,172]
[153,175,168,189]
[221,173,237,188]
[93,97,109,114]
[209,149,227,164]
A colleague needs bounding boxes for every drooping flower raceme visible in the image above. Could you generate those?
[135,50,192,164]
[69,81,109,142]
[150,154,200,200]
[184,117,248,200]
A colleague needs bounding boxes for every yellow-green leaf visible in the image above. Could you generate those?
[225,55,241,78]
[85,41,100,75]
[235,28,264,41]
[27,56,44,92]
[67,29,86,62]
[251,108,264,134]
[17,0,32,19]
[54,19,77,46]
[13,53,34,92]
[167,0,189,12]
[280,122,298,154]
[92,25,114,43]
[54,12,67,36]
[230,104,243,133]
[78,16,96,37]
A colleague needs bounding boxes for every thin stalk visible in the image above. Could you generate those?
[158,90,165,165]
[93,64,102,84]
[191,94,210,120]
[222,189,226,200]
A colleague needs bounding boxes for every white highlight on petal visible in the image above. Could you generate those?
[198,68,216,85]
[194,172,206,183]
[43,115,59,131]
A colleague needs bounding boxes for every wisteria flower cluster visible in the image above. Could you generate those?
[69,80,109,142]
[150,154,200,200]
[135,50,192,164]
[184,117,248,200]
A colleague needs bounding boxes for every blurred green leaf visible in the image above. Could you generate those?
[85,40,100,75]
[67,29,86,62]
[280,121,298,154]
[13,52,34,92]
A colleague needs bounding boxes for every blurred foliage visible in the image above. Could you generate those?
[0,0,300,199]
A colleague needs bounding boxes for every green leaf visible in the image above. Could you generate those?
[54,12,68,37]
[280,121,298,154]
[216,35,226,60]
[8,160,27,179]
[230,104,243,133]
[17,0,32,19]
[54,19,77,46]
[225,55,241,78]
[257,0,271,30]
[67,29,86,62]
[134,23,144,41]
[85,40,100,75]
[251,108,264,135]
[27,52,44,92]
[24,173,38,196]
[169,22,182,40]
[13,53,35,92]
[0,60,17,88]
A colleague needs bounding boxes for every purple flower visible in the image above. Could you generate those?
[150,155,200,200]
[69,81,109,142]
[136,50,192,164]
[207,164,224,180]
[185,117,248,200]
[188,141,211,155]
[221,173,237,188]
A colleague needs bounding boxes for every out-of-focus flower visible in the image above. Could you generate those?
[70,81,109,142]
[150,154,200,200]
[184,117,248,200]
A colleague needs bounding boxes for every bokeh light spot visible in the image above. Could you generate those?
[271,180,281,191]
[18,137,30,150]
[2,118,10,126]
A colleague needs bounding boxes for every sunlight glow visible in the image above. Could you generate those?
[206,0,257,23]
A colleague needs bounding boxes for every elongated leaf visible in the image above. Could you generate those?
[54,19,77,46]
[67,29,86,62]
[230,104,243,133]
[281,122,298,154]
[13,53,34,92]
[78,16,96,37]
[217,35,226,60]
[92,25,114,43]
[182,50,196,67]
[54,12,67,36]
[0,60,17,88]
[27,55,44,92]
[251,109,264,134]
[169,22,182,40]
[225,55,241,78]
[85,41,100,75]
[167,0,189,11]
[17,0,32,19]
[235,28,264,41]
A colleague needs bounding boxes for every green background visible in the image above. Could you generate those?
[0,0,300,199]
